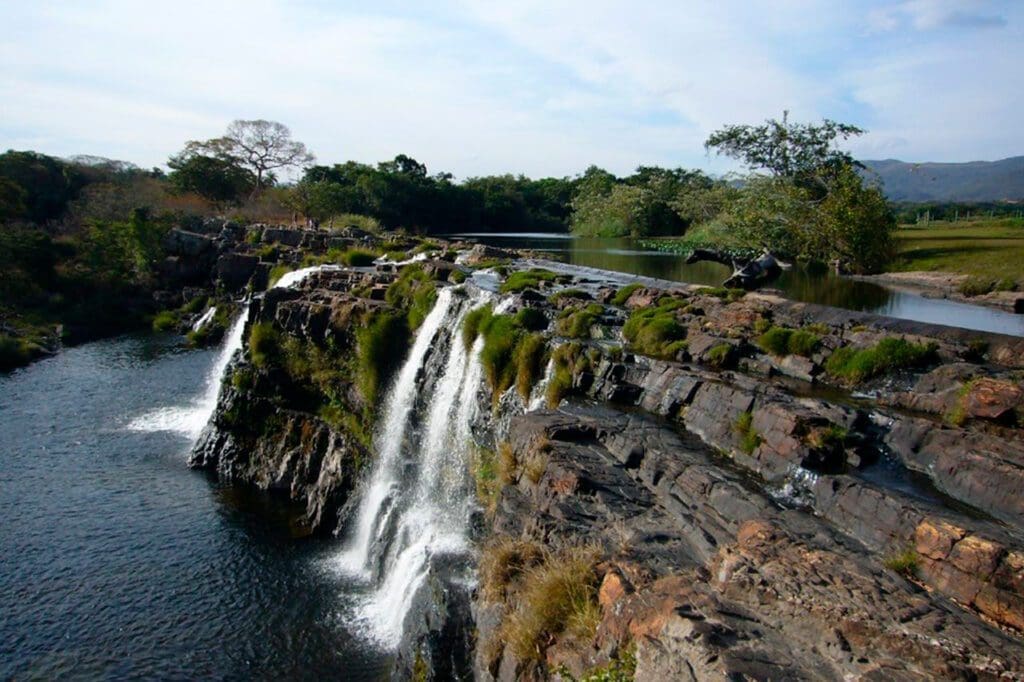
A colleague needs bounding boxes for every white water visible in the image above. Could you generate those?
[528,359,555,411]
[334,288,457,577]
[191,306,216,332]
[333,287,492,648]
[127,312,246,438]
[128,263,330,438]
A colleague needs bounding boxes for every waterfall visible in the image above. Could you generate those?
[527,359,555,412]
[333,286,492,648]
[127,313,246,438]
[191,306,216,332]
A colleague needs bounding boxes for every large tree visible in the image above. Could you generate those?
[182,119,314,193]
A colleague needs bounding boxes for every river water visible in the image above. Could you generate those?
[0,334,390,680]
[448,233,1024,337]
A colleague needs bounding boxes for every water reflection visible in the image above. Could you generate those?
[447,233,1024,337]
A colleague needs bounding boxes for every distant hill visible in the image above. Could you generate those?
[861,157,1024,203]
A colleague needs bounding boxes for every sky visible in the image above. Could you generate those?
[1,0,1022,179]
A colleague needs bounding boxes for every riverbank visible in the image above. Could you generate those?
[852,270,1024,312]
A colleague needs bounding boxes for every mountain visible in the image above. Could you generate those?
[861,156,1024,203]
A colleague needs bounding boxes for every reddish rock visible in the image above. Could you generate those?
[961,377,1024,422]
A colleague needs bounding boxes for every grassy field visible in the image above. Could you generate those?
[890,217,1024,285]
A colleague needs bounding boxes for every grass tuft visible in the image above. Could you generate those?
[734,411,762,454]
[825,337,938,384]
[500,268,557,294]
[610,283,643,306]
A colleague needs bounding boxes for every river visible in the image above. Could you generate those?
[447,233,1024,337]
[0,334,390,680]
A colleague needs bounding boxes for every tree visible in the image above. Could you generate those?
[182,119,314,193]
[167,153,254,205]
[705,111,864,193]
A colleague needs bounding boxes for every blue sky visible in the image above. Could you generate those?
[1,0,1021,179]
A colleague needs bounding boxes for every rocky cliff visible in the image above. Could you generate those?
[190,242,1024,680]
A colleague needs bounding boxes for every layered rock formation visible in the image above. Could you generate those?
[189,246,1024,680]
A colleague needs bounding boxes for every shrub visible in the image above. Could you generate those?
[514,307,548,332]
[386,264,437,330]
[249,323,280,368]
[340,248,379,266]
[825,337,938,384]
[479,537,545,602]
[734,411,761,454]
[883,548,919,577]
[355,310,410,407]
[498,546,602,662]
[480,314,522,398]
[610,283,643,306]
[995,277,1018,292]
[515,333,548,400]
[556,303,604,339]
[706,343,734,368]
[500,268,557,294]
[152,310,179,332]
[756,326,820,357]
[621,298,687,359]
[463,304,494,350]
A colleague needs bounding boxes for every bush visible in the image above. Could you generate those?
[734,411,761,454]
[883,548,919,577]
[152,310,179,332]
[248,323,280,368]
[514,307,548,332]
[756,326,820,357]
[825,337,938,384]
[498,546,601,663]
[340,248,379,266]
[610,283,643,306]
[386,264,437,329]
[355,310,411,407]
[515,333,548,400]
[555,303,603,339]
[500,268,557,294]
[621,298,687,359]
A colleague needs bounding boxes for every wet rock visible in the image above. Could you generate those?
[215,253,259,292]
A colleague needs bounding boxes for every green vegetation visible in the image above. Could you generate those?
[695,286,746,302]
[514,307,548,332]
[610,283,643,306]
[385,264,437,329]
[248,323,280,368]
[883,547,920,577]
[889,218,1024,285]
[152,310,179,332]
[472,446,502,515]
[463,305,550,404]
[355,311,410,407]
[706,343,735,368]
[548,288,590,304]
[0,335,42,372]
[756,326,820,357]
[545,342,596,408]
[479,536,545,602]
[267,264,294,288]
[825,337,938,384]
[573,645,638,682]
[496,545,602,663]
[555,303,604,339]
[500,268,558,294]
[339,247,378,266]
[734,411,762,454]
[621,298,687,359]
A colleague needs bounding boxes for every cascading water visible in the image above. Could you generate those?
[333,286,493,648]
[127,312,246,438]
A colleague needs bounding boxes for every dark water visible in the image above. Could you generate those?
[0,335,390,680]
[449,233,1024,337]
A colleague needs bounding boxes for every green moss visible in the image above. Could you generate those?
[958,276,994,297]
[756,326,820,357]
[0,334,37,371]
[555,303,604,339]
[386,264,438,329]
[610,283,643,306]
[576,645,637,682]
[356,310,411,407]
[734,411,761,454]
[182,295,208,314]
[500,268,557,294]
[448,268,467,284]
[621,298,687,359]
[231,368,255,392]
[249,323,280,368]
[267,264,294,288]
[546,343,586,408]
[479,314,522,399]
[825,337,938,384]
